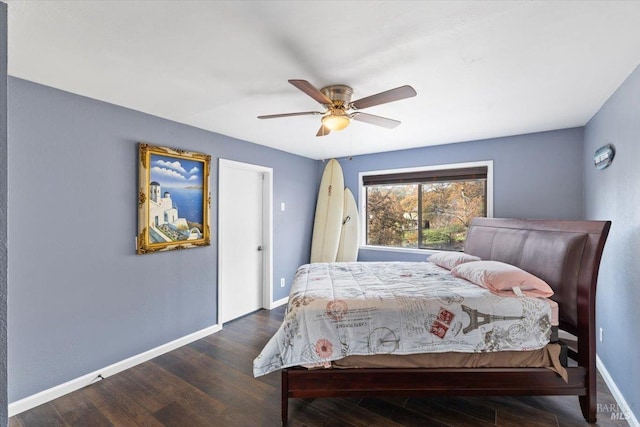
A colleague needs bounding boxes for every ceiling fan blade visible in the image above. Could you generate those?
[351,112,401,129]
[316,124,331,137]
[289,79,333,105]
[350,85,417,110]
[258,111,322,119]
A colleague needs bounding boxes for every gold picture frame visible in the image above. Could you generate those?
[137,143,211,254]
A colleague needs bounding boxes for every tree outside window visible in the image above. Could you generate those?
[364,165,489,251]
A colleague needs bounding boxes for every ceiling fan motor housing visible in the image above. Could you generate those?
[320,85,353,107]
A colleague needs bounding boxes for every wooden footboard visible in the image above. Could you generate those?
[281,366,593,425]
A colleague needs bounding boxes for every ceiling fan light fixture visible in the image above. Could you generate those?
[321,111,351,131]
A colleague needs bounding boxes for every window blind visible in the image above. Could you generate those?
[362,166,487,186]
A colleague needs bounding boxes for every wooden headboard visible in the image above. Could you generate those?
[464,218,611,362]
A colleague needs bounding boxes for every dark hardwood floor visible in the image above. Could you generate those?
[10,305,630,426]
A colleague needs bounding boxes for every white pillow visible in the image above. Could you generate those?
[427,252,481,270]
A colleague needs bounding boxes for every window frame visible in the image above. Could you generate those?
[358,160,494,254]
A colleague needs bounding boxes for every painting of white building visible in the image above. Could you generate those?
[137,144,210,254]
[148,181,203,242]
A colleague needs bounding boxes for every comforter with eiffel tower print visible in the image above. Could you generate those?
[253,262,553,377]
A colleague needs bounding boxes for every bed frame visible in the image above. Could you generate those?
[281,218,611,424]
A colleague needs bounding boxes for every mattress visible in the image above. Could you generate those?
[547,298,559,327]
[254,262,555,377]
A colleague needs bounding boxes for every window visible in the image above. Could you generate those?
[361,161,492,251]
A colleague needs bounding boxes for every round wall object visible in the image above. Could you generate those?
[594,144,615,170]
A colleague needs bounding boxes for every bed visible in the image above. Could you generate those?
[258,218,611,425]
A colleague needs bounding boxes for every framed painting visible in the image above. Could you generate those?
[137,143,211,254]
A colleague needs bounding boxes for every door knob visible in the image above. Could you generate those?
[257,245,263,251]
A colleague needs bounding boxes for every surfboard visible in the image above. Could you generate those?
[310,159,344,263]
[336,188,359,262]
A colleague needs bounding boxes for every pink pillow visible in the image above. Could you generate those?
[451,260,554,298]
[428,252,480,270]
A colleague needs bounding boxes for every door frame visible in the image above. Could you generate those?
[217,158,273,325]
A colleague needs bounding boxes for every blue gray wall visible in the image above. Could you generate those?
[7,77,318,402]
[1,2,8,425]
[584,63,640,421]
[337,128,585,261]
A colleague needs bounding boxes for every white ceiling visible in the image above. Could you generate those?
[6,1,640,160]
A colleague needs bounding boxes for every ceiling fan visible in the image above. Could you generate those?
[258,79,417,137]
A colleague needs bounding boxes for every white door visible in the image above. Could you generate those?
[218,159,272,324]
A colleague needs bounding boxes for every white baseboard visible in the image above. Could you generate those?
[8,323,222,417]
[597,354,639,426]
[269,296,288,309]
